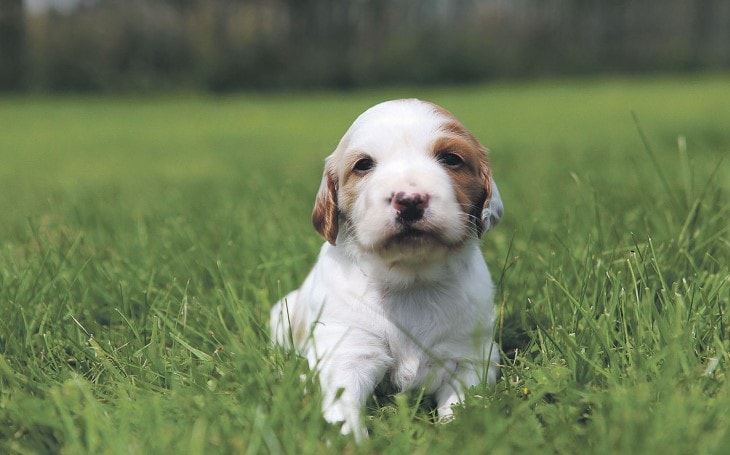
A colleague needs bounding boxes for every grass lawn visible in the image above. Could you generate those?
[0,74,728,454]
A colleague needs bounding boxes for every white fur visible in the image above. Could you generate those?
[270,99,503,440]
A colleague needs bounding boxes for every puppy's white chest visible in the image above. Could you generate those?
[386,340,445,392]
[389,350,428,390]
[378,288,467,391]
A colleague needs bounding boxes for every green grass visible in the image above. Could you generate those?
[1,74,728,454]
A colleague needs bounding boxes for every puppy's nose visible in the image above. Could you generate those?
[392,191,430,222]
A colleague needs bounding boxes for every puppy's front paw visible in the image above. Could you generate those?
[324,402,368,442]
[436,405,456,424]
[340,420,368,442]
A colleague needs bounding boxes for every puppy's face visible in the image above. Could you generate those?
[313,99,502,263]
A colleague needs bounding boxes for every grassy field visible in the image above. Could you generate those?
[0,75,728,454]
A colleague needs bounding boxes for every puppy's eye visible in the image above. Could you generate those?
[353,157,375,173]
[437,151,464,168]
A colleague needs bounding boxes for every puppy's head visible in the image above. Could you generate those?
[312,99,502,262]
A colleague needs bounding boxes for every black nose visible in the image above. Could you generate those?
[392,191,430,223]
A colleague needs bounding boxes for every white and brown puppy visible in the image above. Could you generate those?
[270,99,503,440]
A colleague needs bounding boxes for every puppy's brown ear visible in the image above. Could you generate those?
[312,161,339,245]
[479,158,503,235]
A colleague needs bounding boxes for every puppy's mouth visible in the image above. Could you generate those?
[393,225,428,240]
[382,224,448,249]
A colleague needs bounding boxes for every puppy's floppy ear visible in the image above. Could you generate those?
[478,158,503,234]
[481,177,503,233]
[312,159,339,245]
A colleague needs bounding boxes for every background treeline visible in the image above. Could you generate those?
[3,0,730,92]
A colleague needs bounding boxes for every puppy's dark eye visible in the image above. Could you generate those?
[437,151,464,168]
[353,157,375,172]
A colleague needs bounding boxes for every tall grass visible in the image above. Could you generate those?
[0,75,728,453]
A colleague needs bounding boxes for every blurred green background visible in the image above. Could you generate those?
[2,0,730,93]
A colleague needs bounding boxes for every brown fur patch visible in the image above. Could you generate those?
[312,164,339,244]
[336,153,371,222]
[429,103,494,236]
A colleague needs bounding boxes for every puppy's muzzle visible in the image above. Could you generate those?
[392,191,430,224]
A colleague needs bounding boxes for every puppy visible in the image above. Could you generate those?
[270,99,503,440]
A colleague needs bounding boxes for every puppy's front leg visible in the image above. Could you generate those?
[434,363,481,422]
[436,346,501,421]
[309,340,390,441]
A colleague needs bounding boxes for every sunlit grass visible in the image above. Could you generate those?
[0,74,728,453]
